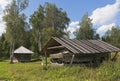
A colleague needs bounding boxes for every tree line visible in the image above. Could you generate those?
[0,0,120,60]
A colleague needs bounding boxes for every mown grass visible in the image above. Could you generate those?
[0,56,120,81]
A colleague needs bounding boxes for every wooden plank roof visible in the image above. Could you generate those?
[43,37,120,54]
[14,46,34,54]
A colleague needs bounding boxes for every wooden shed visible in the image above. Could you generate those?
[14,46,34,62]
[42,37,120,66]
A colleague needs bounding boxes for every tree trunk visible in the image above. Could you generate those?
[10,42,14,64]
[38,31,42,52]
[9,43,12,60]
[52,21,55,31]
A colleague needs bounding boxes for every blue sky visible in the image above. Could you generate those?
[25,0,114,21]
[0,0,120,38]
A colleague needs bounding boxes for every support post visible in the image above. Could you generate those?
[45,51,47,67]
[111,52,118,61]
[70,54,75,66]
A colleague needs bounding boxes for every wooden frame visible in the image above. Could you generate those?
[47,46,64,50]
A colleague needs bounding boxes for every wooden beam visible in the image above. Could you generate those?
[70,54,75,66]
[47,46,64,50]
[49,51,69,55]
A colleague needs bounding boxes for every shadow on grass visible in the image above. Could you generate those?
[18,58,42,63]
[0,58,9,62]
[30,58,42,62]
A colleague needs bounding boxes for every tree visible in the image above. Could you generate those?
[45,3,70,38]
[74,13,96,40]
[102,26,120,48]
[29,3,70,54]
[0,34,9,60]
[3,0,29,63]
[29,5,44,53]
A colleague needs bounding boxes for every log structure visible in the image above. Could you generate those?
[42,37,120,66]
[14,46,34,62]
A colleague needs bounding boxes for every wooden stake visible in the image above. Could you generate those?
[70,54,75,66]
[45,51,47,66]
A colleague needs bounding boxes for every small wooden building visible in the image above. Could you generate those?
[42,37,120,66]
[14,46,34,62]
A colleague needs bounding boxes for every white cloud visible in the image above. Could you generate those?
[0,22,5,34]
[67,21,79,33]
[96,23,116,36]
[0,0,10,9]
[90,0,120,25]
[90,0,120,37]
[67,21,80,38]
[0,0,11,35]
[68,0,120,38]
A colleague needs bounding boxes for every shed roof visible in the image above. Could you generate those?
[43,37,120,54]
[14,46,34,54]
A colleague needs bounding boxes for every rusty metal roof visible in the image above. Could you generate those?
[43,37,120,54]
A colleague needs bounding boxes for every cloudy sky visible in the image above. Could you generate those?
[0,0,120,38]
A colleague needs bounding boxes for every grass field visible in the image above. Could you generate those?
[0,56,120,81]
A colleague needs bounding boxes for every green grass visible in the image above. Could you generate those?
[0,56,120,81]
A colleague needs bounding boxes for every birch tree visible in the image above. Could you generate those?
[3,0,29,63]
[29,5,44,53]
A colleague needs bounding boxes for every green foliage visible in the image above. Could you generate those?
[29,3,70,54]
[29,5,44,53]
[2,0,29,63]
[0,55,120,81]
[43,3,70,45]
[1,2,70,59]
[3,0,29,47]
[102,26,120,48]
[0,34,9,60]
[45,3,70,35]
[74,13,99,40]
